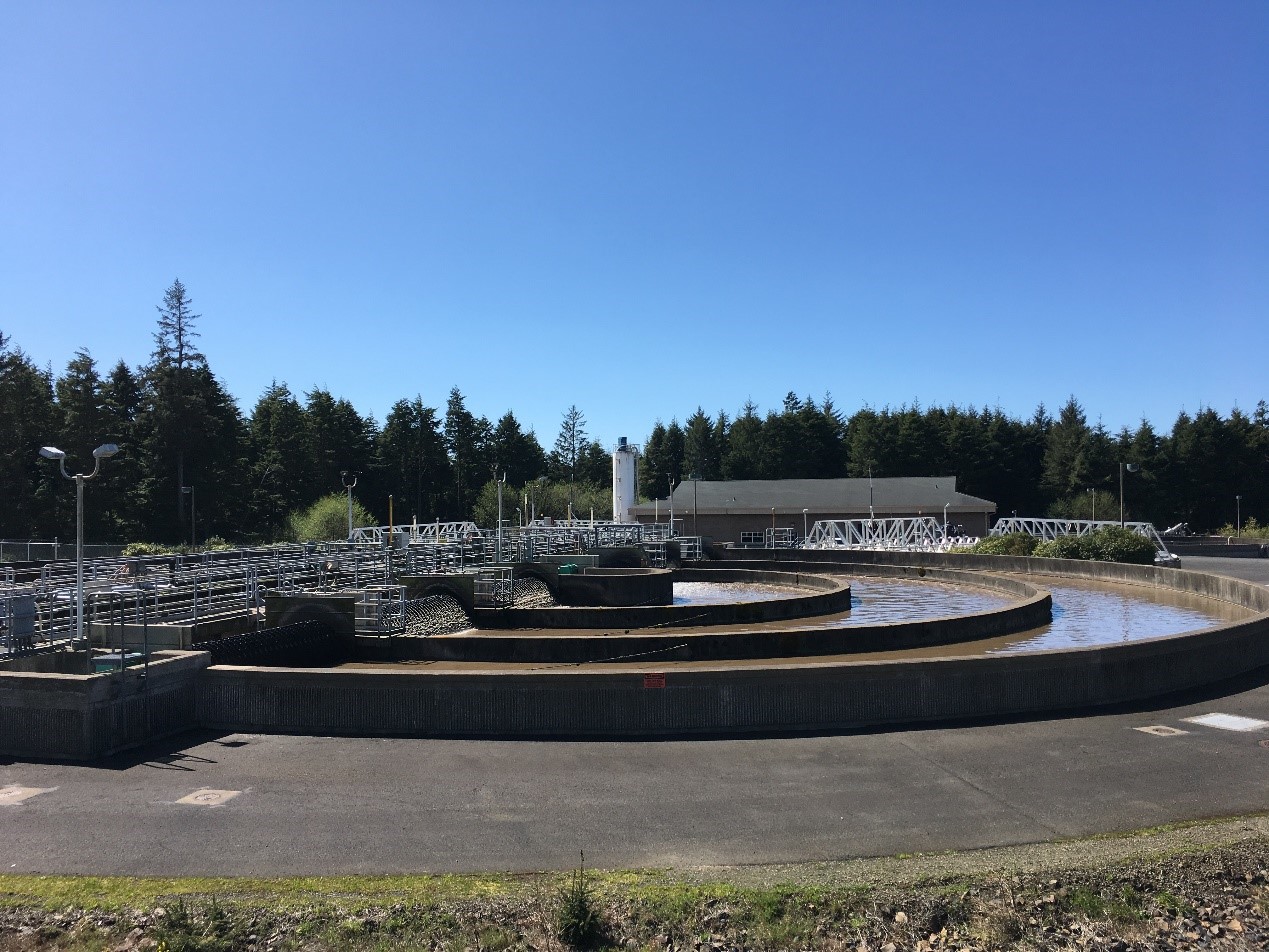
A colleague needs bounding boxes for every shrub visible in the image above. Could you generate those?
[1033,536,1086,559]
[971,532,1039,556]
[1084,525,1158,564]
[556,853,605,948]
[1033,526,1157,564]
[288,492,374,542]
[1214,516,1269,540]
[122,541,178,557]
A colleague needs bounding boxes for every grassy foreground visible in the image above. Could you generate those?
[1,820,1266,951]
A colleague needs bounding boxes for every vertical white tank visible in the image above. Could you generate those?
[612,436,639,523]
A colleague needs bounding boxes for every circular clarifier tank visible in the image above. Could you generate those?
[198,553,1269,739]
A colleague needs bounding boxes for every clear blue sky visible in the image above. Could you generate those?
[3,2,1266,449]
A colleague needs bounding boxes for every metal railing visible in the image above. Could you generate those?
[0,539,124,563]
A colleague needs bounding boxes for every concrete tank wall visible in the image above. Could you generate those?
[0,651,210,760]
[196,555,1269,739]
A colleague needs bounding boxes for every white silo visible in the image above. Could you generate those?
[612,437,639,522]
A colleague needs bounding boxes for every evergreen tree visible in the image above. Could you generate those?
[99,360,144,538]
[576,440,611,486]
[54,350,112,539]
[133,279,245,541]
[247,383,309,539]
[381,397,450,522]
[489,411,547,486]
[303,387,375,503]
[1040,396,1093,504]
[444,388,492,518]
[683,408,718,479]
[639,421,670,499]
[712,411,731,476]
[722,401,764,480]
[0,332,57,536]
[845,407,884,478]
[551,404,587,515]
[662,419,685,490]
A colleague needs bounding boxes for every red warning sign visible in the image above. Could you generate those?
[643,673,666,689]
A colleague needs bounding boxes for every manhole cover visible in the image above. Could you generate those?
[1134,725,1189,737]
[1259,740,1269,750]
[176,789,241,807]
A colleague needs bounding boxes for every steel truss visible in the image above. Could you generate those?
[803,517,952,552]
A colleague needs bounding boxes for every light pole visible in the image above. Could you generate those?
[39,443,119,661]
[1119,463,1139,527]
[691,474,699,536]
[1236,495,1242,537]
[341,471,359,541]
[1087,488,1095,524]
[496,471,506,562]
[802,508,809,540]
[181,486,196,547]
[943,503,950,541]
[668,475,675,538]
[530,475,547,523]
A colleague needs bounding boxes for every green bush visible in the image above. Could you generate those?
[1084,525,1158,564]
[288,492,374,542]
[1033,535,1086,559]
[1214,516,1269,540]
[121,541,178,557]
[1033,526,1157,564]
[971,532,1039,556]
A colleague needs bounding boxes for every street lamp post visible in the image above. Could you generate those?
[943,503,950,541]
[802,508,809,540]
[1236,495,1242,537]
[39,443,119,663]
[1119,463,1139,527]
[341,471,358,541]
[1087,488,1095,524]
[181,486,196,547]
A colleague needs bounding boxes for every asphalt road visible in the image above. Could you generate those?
[2,555,1266,878]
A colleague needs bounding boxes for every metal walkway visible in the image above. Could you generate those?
[802,517,960,552]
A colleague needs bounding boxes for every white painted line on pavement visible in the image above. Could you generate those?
[0,785,54,805]
[1133,725,1189,736]
[1181,713,1269,732]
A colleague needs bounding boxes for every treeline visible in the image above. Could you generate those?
[2,281,1265,545]
[640,395,1267,532]
[0,281,611,545]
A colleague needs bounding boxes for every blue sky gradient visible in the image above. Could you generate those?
[2,2,1266,446]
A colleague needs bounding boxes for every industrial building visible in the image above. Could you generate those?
[627,477,997,543]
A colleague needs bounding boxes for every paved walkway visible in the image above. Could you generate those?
[1,555,1266,878]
